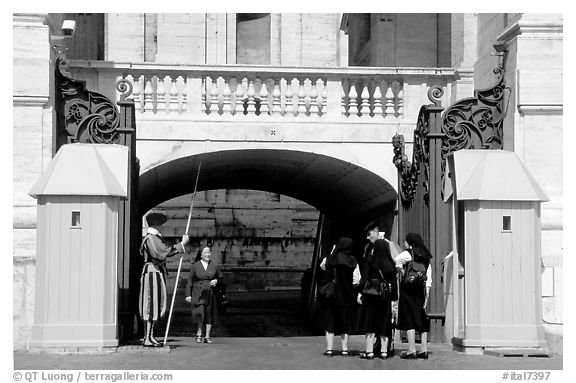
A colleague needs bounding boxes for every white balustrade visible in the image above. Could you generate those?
[88,63,452,121]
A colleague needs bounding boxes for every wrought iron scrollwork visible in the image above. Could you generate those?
[393,86,444,208]
[440,65,505,198]
[55,58,121,150]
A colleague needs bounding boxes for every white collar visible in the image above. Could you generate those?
[147,227,161,236]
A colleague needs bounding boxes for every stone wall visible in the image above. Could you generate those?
[153,190,319,292]
[104,13,342,66]
[13,14,52,349]
[474,13,563,353]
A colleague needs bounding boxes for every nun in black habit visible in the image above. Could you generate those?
[356,225,399,359]
[319,237,358,357]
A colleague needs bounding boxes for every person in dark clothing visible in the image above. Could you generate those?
[394,232,433,359]
[185,246,221,344]
[319,237,357,357]
[356,225,398,359]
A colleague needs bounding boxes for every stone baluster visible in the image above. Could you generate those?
[359,84,370,117]
[318,79,326,116]
[393,80,403,117]
[385,82,395,117]
[143,77,154,113]
[201,78,207,114]
[246,80,256,115]
[156,76,166,113]
[309,80,319,116]
[297,79,307,116]
[348,83,358,117]
[181,77,187,113]
[259,79,270,116]
[235,80,245,116]
[209,77,220,115]
[169,76,179,113]
[341,82,347,117]
[222,81,232,115]
[373,82,383,117]
[131,75,143,113]
[284,80,293,116]
[271,81,282,116]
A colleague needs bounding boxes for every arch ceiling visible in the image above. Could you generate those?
[139,149,397,219]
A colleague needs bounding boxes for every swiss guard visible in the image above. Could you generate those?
[139,211,189,347]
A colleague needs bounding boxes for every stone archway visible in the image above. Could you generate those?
[136,148,398,336]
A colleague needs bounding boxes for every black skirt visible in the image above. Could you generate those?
[324,305,354,335]
[397,283,429,332]
[355,292,395,337]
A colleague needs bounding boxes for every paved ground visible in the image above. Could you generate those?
[14,291,563,372]
[14,335,563,371]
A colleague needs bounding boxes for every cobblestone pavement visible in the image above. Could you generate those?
[14,335,562,371]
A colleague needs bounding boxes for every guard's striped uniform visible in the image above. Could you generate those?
[138,228,186,322]
[139,263,167,321]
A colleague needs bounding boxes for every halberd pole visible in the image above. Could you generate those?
[163,162,202,346]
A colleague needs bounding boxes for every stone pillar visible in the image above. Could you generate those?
[105,13,144,61]
[301,13,339,67]
[497,14,563,354]
[206,13,227,64]
[13,13,51,349]
[270,14,281,66]
[226,13,237,64]
[449,13,477,103]
[156,13,206,64]
[279,14,302,66]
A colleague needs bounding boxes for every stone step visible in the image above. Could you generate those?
[483,347,550,358]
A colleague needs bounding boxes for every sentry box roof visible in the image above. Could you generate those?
[445,149,549,202]
[29,143,129,198]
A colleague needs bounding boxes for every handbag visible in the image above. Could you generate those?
[362,267,389,297]
[362,278,384,296]
[318,279,336,299]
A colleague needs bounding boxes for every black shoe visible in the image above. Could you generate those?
[324,350,333,357]
[417,351,429,359]
[360,352,374,360]
[400,351,417,359]
[378,352,389,359]
[341,350,350,357]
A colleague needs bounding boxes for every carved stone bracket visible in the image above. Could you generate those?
[440,63,506,199]
[54,58,133,152]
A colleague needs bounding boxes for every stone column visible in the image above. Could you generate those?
[157,13,206,64]
[279,14,302,66]
[206,13,227,64]
[13,13,51,349]
[497,14,563,354]
[449,13,477,103]
[105,13,145,61]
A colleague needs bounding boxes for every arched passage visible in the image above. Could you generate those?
[137,149,399,336]
[139,149,398,221]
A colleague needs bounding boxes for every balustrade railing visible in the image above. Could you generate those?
[68,62,456,121]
